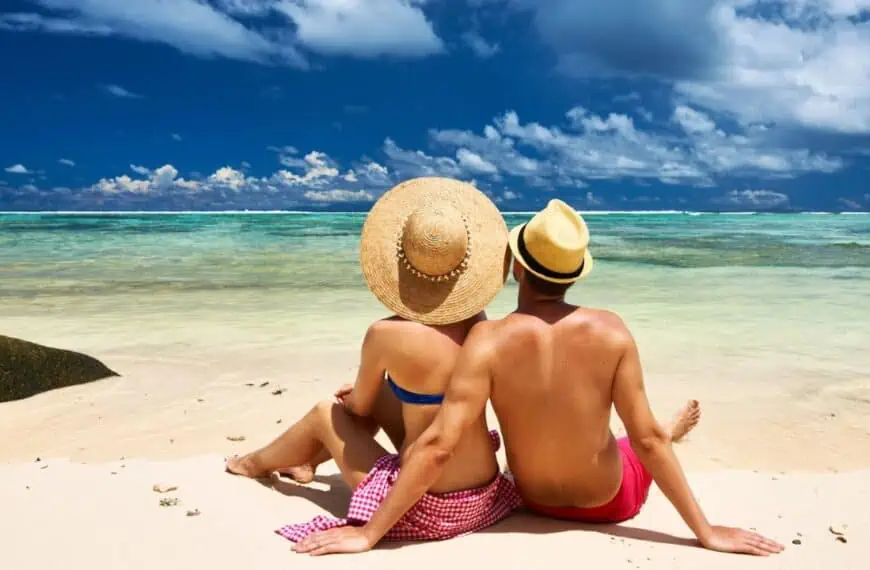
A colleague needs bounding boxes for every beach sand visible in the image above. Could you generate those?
[1,329,868,570]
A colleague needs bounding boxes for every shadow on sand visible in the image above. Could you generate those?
[257,473,699,552]
[259,473,351,518]
[481,509,699,548]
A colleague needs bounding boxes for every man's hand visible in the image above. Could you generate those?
[292,527,375,556]
[700,526,784,556]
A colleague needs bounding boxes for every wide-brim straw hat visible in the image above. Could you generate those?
[508,198,594,284]
[360,177,510,325]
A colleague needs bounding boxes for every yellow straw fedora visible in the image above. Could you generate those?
[359,177,510,325]
[508,199,594,284]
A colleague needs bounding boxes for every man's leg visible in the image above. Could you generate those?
[226,399,389,488]
[280,381,405,483]
[664,399,701,444]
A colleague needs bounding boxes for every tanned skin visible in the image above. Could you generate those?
[293,262,784,558]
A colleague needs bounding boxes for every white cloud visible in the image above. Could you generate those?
[677,2,870,134]
[673,105,716,134]
[462,31,500,58]
[92,165,199,194]
[303,189,375,202]
[104,84,141,98]
[0,0,307,67]
[481,1,870,136]
[456,148,498,174]
[385,105,842,188]
[275,0,443,58]
[84,149,396,205]
[585,191,605,206]
[58,158,76,167]
[383,138,464,179]
[215,0,277,16]
[838,197,862,209]
[272,150,340,186]
[716,189,791,209]
[171,133,182,141]
[5,164,31,174]
[207,166,248,190]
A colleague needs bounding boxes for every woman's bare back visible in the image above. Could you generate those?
[376,316,499,493]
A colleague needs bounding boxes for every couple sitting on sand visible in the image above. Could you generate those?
[226,177,784,557]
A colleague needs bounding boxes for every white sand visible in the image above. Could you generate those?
[2,319,869,569]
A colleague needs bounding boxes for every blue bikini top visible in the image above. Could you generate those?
[386,374,445,405]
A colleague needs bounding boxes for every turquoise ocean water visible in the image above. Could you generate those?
[1,213,869,377]
[2,212,868,296]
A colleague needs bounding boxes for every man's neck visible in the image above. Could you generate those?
[516,290,567,313]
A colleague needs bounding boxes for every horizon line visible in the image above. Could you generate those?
[1,209,867,216]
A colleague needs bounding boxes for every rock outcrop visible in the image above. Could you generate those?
[0,335,119,403]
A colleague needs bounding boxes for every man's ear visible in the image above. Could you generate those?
[512,259,523,283]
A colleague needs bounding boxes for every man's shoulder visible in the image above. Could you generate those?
[561,307,633,348]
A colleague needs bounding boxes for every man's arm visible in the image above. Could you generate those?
[359,323,495,543]
[612,325,783,556]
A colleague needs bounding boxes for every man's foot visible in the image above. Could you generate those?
[225,453,271,478]
[275,464,316,484]
[666,399,701,443]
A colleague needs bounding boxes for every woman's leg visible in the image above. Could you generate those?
[280,381,405,483]
[226,399,388,488]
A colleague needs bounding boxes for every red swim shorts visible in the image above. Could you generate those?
[524,437,653,523]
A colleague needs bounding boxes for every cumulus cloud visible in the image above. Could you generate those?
[715,189,791,209]
[58,158,75,167]
[81,149,394,206]
[676,2,870,134]
[462,31,500,58]
[488,0,870,135]
[838,197,862,210]
[404,105,841,188]
[4,164,31,174]
[92,165,199,194]
[456,148,499,174]
[304,189,375,202]
[104,84,141,98]
[0,0,442,67]
[276,0,443,58]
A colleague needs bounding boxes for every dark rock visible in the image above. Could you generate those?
[792,539,801,545]
[0,335,119,403]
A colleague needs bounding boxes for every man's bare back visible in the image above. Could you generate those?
[480,304,697,508]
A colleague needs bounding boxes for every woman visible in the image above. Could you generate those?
[226,176,520,550]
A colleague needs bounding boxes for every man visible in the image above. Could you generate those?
[293,199,785,557]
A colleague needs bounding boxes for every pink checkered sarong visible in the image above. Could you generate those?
[275,430,521,543]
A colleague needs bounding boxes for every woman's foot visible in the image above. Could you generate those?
[666,399,701,443]
[225,453,271,478]
[275,464,316,484]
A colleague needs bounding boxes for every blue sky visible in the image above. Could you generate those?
[1,0,869,212]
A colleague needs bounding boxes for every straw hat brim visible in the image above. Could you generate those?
[360,177,510,325]
[508,223,593,285]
